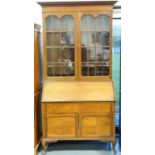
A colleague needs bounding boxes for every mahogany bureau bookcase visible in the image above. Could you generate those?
[38,1,117,154]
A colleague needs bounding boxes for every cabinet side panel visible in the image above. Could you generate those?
[42,104,47,138]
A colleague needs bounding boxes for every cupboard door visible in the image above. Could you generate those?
[44,13,77,78]
[79,12,112,79]
[47,114,77,138]
[80,114,111,137]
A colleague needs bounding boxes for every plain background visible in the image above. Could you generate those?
[0,0,155,155]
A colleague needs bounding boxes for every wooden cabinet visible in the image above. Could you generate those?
[34,23,41,155]
[80,114,112,137]
[38,1,116,154]
[42,101,114,139]
[47,114,77,138]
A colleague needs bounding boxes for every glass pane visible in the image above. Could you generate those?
[60,32,74,46]
[103,16,110,31]
[68,32,74,45]
[61,66,74,76]
[96,15,110,31]
[96,32,104,46]
[47,67,54,76]
[60,64,74,76]
[80,15,110,77]
[87,32,95,47]
[81,16,87,31]
[104,32,110,46]
[46,32,60,46]
[102,66,109,75]
[61,47,74,62]
[81,32,87,47]
[82,66,88,76]
[61,16,73,31]
[87,15,95,31]
[96,48,103,62]
[54,66,61,76]
[46,15,75,77]
[46,16,61,31]
[89,63,95,76]
[60,32,68,45]
[103,48,110,62]
[81,47,88,62]
[96,16,104,31]
[96,65,104,76]
[89,48,95,62]
[47,48,60,63]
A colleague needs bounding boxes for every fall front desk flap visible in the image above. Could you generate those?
[42,81,115,102]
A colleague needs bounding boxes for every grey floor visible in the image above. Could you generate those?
[38,137,121,155]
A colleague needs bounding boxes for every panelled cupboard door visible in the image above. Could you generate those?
[46,114,77,138]
[43,12,78,80]
[78,12,112,80]
[80,114,112,137]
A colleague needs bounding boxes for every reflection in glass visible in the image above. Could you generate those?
[61,16,73,31]
[96,15,110,31]
[46,32,60,46]
[96,32,110,47]
[88,16,95,30]
[82,47,88,62]
[81,16,87,31]
[47,48,60,63]
[103,16,110,31]
[89,48,95,61]
[59,64,74,76]
[89,67,95,76]
[96,32,103,46]
[46,16,61,31]
[61,47,74,62]
[46,15,75,77]
[82,66,88,76]
[60,32,67,45]
[104,32,110,46]
[103,49,109,62]
[96,48,103,61]
[68,32,74,45]
[96,66,103,76]
[80,15,110,76]
[60,32,74,46]
[88,32,95,47]
[81,32,87,46]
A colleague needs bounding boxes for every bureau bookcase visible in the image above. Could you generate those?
[38,1,117,154]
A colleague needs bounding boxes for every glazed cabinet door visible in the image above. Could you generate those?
[78,12,112,80]
[43,12,77,79]
[80,114,112,138]
[46,114,77,138]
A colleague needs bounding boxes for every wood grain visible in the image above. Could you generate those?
[80,114,111,137]
[39,1,116,152]
[42,81,115,102]
[34,23,40,149]
[47,115,77,138]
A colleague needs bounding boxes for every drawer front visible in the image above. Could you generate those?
[79,103,111,113]
[46,102,111,114]
[46,103,78,113]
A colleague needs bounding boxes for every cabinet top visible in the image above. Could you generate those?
[37,0,117,6]
[42,81,115,102]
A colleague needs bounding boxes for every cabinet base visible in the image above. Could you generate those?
[41,138,115,155]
